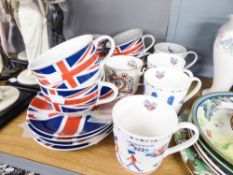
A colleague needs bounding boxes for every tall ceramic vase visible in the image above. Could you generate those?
[203,15,233,94]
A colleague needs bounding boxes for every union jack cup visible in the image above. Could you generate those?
[112,28,155,58]
[38,80,118,115]
[28,34,115,89]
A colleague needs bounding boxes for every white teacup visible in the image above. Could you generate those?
[113,95,199,174]
[144,67,202,112]
[104,55,145,97]
[154,42,198,68]
[147,52,196,69]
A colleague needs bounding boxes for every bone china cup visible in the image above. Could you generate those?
[147,52,196,69]
[112,95,199,174]
[113,28,155,57]
[154,42,198,68]
[144,67,202,113]
[104,55,145,97]
[38,80,118,114]
[28,34,115,88]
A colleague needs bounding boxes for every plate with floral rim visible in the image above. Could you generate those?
[191,92,233,165]
[174,109,216,175]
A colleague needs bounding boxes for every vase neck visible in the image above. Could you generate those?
[229,14,233,21]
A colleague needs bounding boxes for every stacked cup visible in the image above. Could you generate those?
[28,34,118,115]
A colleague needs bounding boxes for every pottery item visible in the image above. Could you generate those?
[203,15,233,94]
[37,78,118,114]
[191,92,233,166]
[16,0,50,85]
[112,95,199,174]
[0,86,20,112]
[28,34,115,88]
[104,55,145,97]
[189,130,233,175]
[32,126,112,151]
[174,109,216,175]
[27,94,117,140]
[31,124,112,146]
[147,52,197,69]
[154,42,198,67]
[144,67,202,113]
[112,28,155,57]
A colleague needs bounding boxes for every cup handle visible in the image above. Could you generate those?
[163,122,199,157]
[184,51,198,69]
[183,77,202,103]
[139,66,147,76]
[138,34,155,57]
[96,82,118,105]
[93,35,115,61]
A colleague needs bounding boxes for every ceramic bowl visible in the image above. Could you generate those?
[191,92,233,166]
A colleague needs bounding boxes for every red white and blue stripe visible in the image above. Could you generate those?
[114,38,144,56]
[34,43,101,89]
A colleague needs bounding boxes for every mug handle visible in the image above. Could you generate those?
[96,82,118,105]
[93,35,115,61]
[137,34,155,57]
[184,51,198,69]
[183,77,202,103]
[163,122,199,157]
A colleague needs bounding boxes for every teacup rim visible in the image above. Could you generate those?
[144,67,193,91]
[28,34,94,70]
[105,55,144,71]
[154,42,187,54]
[113,28,143,46]
[112,95,178,140]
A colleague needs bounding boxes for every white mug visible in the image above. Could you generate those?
[144,67,202,112]
[147,52,196,69]
[113,28,155,57]
[113,95,199,174]
[104,55,145,97]
[154,42,198,69]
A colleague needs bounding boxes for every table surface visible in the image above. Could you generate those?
[0,77,212,175]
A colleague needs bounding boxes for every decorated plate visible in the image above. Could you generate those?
[33,126,112,151]
[174,109,215,175]
[31,124,112,146]
[192,92,233,165]
[27,94,117,138]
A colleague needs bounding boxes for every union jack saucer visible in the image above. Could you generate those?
[31,124,112,146]
[27,122,112,141]
[32,125,113,151]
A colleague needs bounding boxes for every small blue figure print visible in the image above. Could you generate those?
[167,96,175,105]
[126,150,142,172]
[151,92,158,98]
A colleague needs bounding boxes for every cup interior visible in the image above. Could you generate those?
[28,35,93,70]
[144,67,192,90]
[113,95,177,138]
[105,55,143,70]
[148,53,185,68]
[113,28,142,46]
[154,42,187,54]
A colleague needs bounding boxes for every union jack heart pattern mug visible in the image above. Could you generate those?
[104,55,145,97]
[28,34,115,89]
[144,67,202,113]
[112,95,199,174]
[147,52,197,69]
[112,28,155,58]
[154,42,198,69]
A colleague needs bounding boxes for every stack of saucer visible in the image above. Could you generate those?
[26,34,118,151]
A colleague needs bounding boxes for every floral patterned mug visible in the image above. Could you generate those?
[112,95,199,174]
